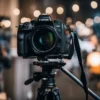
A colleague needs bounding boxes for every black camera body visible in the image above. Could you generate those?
[17,14,71,58]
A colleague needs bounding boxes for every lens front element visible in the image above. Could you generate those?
[32,27,57,53]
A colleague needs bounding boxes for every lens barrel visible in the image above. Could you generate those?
[31,26,57,53]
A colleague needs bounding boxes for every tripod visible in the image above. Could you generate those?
[36,67,61,100]
[25,61,65,100]
[24,61,100,100]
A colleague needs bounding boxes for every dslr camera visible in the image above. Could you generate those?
[17,14,73,58]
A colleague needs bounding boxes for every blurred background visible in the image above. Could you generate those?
[0,0,100,100]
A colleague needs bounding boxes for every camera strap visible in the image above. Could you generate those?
[71,32,88,100]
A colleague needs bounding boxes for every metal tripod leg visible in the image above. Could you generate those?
[36,87,61,100]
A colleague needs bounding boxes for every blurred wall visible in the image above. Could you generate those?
[0,0,19,99]
[0,0,19,48]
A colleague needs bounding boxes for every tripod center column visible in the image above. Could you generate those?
[41,67,56,88]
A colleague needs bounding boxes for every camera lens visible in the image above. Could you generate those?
[39,32,53,46]
[32,27,57,52]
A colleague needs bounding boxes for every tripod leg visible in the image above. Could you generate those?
[36,88,50,100]
[36,88,61,100]
[36,88,44,100]
[61,67,100,100]
[52,88,61,100]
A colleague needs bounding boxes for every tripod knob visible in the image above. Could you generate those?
[24,78,34,85]
[24,72,42,85]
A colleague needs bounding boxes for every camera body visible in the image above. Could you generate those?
[17,14,70,58]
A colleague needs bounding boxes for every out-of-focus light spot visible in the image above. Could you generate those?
[76,21,93,36]
[87,52,100,67]
[85,18,94,27]
[70,24,75,29]
[91,1,98,9]
[94,16,100,23]
[13,8,20,16]
[89,35,98,46]
[1,20,11,28]
[75,21,82,28]
[33,10,41,17]
[57,7,64,15]
[63,59,68,62]
[45,7,53,14]
[87,52,100,74]
[21,17,31,23]
[79,40,95,52]
[0,92,7,100]
[78,27,92,36]
[72,4,79,12]
[90,28,93,35]
[27,91,33,99]
[66,17,72,24]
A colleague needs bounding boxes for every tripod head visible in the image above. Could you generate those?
[24,60,100,100]
[24,60,66,85]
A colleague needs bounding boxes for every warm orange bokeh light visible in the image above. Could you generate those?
[72,4,80,12]
[89,35,98,46]
[91,1,98,9]
[85,18,94,27]
[57,7,64,14]
[87,52,100,74]
[45,7,53,14]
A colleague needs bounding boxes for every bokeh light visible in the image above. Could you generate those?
[75,21,82,28]
[78,27,92,36]
[85,18,94,27]
[72,4,80,12]
[94,16,100,23]
[87,52,100,67]
[27,91,33,99]
[33,10,41,17]
[66,17,72,24]
[21,17,31,23]
[70,24,75,29]
[75,21,93,36]
[90,1,98,9]
[45,7,53,14]
[57,7,64,15]
[1,20,11,28]
[13,8,20,16]
[89,35,98,46]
